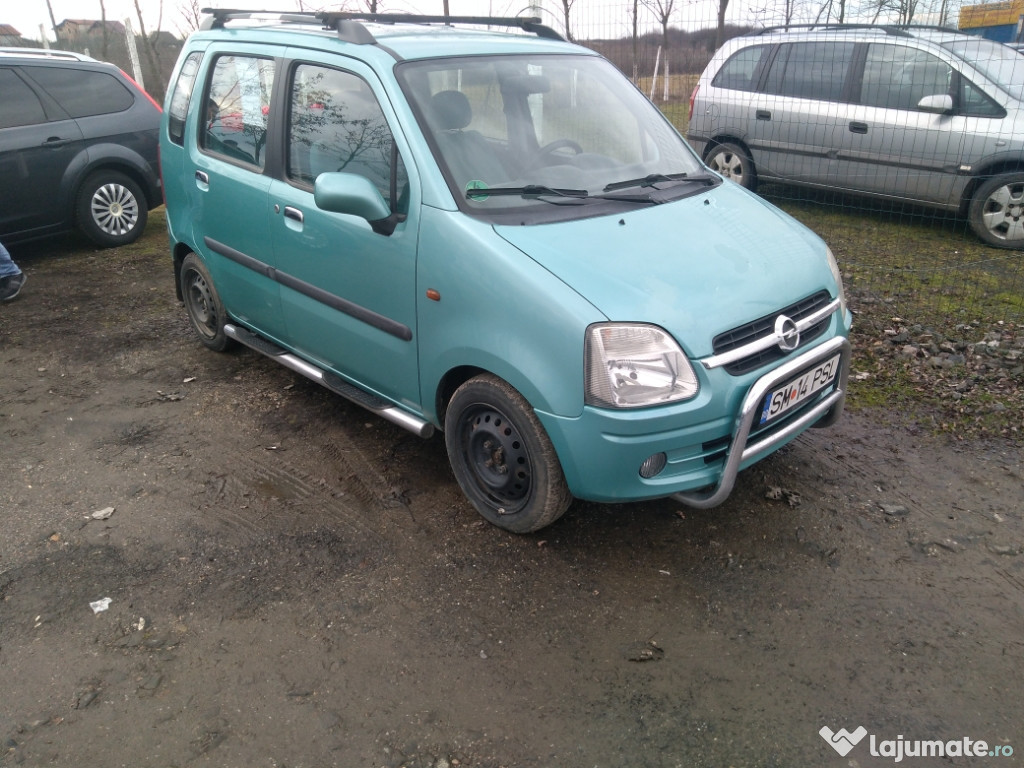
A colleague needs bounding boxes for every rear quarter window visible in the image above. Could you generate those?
[23,66,134,118]
[167,52,203,145]
[711,45,772,91]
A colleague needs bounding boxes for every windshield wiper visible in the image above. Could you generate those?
[602,172,716,192]
[466,185,589,201]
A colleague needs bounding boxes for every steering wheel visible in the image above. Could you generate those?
[532,139,584,167]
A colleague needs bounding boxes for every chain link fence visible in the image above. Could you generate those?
[542,2,1024,333]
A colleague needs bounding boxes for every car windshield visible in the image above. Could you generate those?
[942,37,1024,100]
[396,54,705,213]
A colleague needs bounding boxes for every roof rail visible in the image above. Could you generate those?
[199,8,563,43]
[0,46,96,60]
[749,22,962,38]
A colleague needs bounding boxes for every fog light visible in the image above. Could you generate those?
[639,452,667,479]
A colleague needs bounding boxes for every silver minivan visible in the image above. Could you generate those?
[687,25,1024,248]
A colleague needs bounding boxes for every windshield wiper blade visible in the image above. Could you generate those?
[602,172,717,192]
[466,185,589,200]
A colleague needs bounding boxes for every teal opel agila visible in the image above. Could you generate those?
[161,10,852,533]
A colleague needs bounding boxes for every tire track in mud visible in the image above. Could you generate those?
[193,422,429,551]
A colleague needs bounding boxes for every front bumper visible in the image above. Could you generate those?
[536,335,851,505]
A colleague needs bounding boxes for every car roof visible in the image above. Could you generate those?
[192,10,590,61]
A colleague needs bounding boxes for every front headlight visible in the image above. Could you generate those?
[585,323,700,408]
[826,246,848,318]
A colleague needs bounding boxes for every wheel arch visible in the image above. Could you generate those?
[703,134,754,162]
[960,159,1024,214]
[172,243,197,302]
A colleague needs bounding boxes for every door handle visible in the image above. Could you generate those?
[756,110,772,121]
[195,170,209,184]
[43,137,72,148]
[283,206,304,223]
[849,122,869,134]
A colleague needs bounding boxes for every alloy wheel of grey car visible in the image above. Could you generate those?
[969,173,1024,249]
[706,142,757,191]
[76,171,148,248]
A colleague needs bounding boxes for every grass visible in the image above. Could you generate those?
[661,106,1024,441]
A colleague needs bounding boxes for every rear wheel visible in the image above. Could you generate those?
[706,142,757,191]
[445,374,572,533]
[180,253,233,352]
[968,173,1024,249]
[76,171,148,247]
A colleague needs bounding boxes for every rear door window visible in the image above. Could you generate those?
[0,69,48,128]
[764,42,856,102]
[23,66,134,117]
[202,55,275,168]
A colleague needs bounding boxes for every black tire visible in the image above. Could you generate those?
[75,171,148,247]
[180,253,233,352]
[445,374,572,533]
[705,142,757,191]
[968,173,1024,249]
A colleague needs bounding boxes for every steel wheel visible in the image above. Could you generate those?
[969,173,1024,249]
[180,253,232,352]
[445,374,571,533]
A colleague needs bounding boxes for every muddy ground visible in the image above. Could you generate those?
[1,215,1022,768]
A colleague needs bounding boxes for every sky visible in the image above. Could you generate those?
[2,0,737,45]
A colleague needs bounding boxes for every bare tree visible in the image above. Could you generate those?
[715,0,730,49]
[558,0,575,42]
[642,0,674,100]
[133,0,166,101]
[97,0,109,60]
[176,0,204,37]
[630,0,641,83]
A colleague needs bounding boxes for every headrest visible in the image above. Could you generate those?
[430,90,471,131]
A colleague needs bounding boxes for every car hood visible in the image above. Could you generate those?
[493,183,832,359]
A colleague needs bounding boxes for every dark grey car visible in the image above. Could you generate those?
[0,48,162,247]
[687,26,1024,249]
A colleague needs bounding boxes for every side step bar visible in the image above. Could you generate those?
[224,323,435,439]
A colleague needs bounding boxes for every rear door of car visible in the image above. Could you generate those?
[190,47,287,341]
[0,65,83,239]
[753,41,858,185]
[267,52,421,406]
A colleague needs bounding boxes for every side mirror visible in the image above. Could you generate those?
[314,172,393,228]
[917,94,953,114]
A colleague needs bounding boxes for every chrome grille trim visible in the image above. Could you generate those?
[700,297,841,371]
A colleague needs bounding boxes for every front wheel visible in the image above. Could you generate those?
[705,142,757,191]
[968,173,1024,249]
[180,253,233,352]
[445,375,572,533]
[76,171,148,247]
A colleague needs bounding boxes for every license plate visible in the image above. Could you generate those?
[760,353,841,425]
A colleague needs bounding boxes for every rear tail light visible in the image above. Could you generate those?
[122,69,163,112]
[688,84,699,120]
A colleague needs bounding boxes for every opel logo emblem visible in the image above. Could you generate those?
[774,315,800,352]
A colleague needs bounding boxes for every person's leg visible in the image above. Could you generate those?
[0,241,26,301]
[0,241,21,278]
